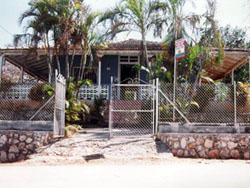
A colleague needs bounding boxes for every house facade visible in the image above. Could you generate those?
[0,39,249,100]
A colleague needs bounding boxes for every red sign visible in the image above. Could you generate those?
[175,39,185,60]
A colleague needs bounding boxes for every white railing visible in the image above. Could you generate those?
[78,85,109,100]
[0,83,35,100]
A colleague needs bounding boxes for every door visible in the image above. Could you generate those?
[120,64,137,84]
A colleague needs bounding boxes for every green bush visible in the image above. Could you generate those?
[28,83,49,101]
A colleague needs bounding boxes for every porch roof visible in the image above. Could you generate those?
[0,48,48,81]
[205,48,250,80]
[0,42,249,82]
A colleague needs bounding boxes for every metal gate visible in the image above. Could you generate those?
[53,73,66,137]
[109,78,155,137]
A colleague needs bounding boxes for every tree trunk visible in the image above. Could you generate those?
[69,48,76,77]
[141,31,151,79]
[46,33,52,83]
[65,48,70,79]
[80,54,87,81]
[55,48,61,75]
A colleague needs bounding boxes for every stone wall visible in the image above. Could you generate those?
[159,133,250,159]
[0,130,53,163]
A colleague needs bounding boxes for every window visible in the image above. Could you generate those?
[120,56,139,64]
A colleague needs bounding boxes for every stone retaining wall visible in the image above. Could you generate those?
[159,133,250,159]
[0,130,53,163]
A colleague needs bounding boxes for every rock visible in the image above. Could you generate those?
[204,139,213,148]
[220,149,230,159]
[0,135,7,145]
[209,149,219,158]
[171,149,177,156]
[231,150,240,158]
[196,145,203,152]
[26,137,33,144]
[14,134,19,139]
[180,138,187,149]
[19,135,27,142]
[221,141,227,148]
[184,150,189,157]
[189,137,195,143]
[227,142,237,150]
[18,142,26,150]
[13,139,19,145]
[18,154,26,161]
[173,142,180,149]
[187,143,196,150]
[176,149,184,157]
[197,138,204,145]
[198,150,207,158]
[26,144,34,150]
[214,141,221,148]
[8,153,16,162]
[9,145,19,153]
[221,136,230,141]
[0,151,7,162]
[22,148,28,154]
[8,138,13,144]
[26,132,33,137]
[190,149,197,157]
[244,152,250,159]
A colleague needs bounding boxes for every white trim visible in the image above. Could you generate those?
[118,55,140,83]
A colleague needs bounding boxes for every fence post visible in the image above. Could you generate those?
[109,76,113,139]
[234,81,239,132]
[155,78,159,136]
[0,55,4,82]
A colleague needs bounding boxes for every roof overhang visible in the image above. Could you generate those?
[1,46,249,82]
[205,48,250,80]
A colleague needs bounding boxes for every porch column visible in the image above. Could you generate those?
[20,67,24,83]
[0,55,5,82]
[98,56,102,96]
[148,56,152,68]
[231,70,234,84]
[249,56,250,81]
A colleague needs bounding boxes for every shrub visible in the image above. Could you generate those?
[192,85,215,112]
[0,78,13,93]
[28,83,48,101]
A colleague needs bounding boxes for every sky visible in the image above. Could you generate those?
[0,0,249,47]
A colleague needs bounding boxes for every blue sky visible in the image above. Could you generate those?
[0,0,249,47]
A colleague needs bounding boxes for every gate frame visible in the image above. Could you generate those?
[53,70,66,137]
[109,77,156,138]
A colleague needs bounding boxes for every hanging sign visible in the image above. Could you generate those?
[175,39,185,60]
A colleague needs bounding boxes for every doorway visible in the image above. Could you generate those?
[120,64,137,84]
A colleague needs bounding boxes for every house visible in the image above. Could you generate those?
[0,39,250,100]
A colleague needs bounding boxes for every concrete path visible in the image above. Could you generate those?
[1,162,250,188]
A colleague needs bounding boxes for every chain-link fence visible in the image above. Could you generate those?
[159,82,250,125]
[0,81,54,121]
[109,84,155,137]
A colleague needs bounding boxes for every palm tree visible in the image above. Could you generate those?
[50,0,83,79]
[100,0,166,70]
[160,0,200,53]
[73,9,105,82]
[16,0,89,80]
[15,0,59,83]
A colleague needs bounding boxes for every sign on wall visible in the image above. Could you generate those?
[175,39,185,60]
